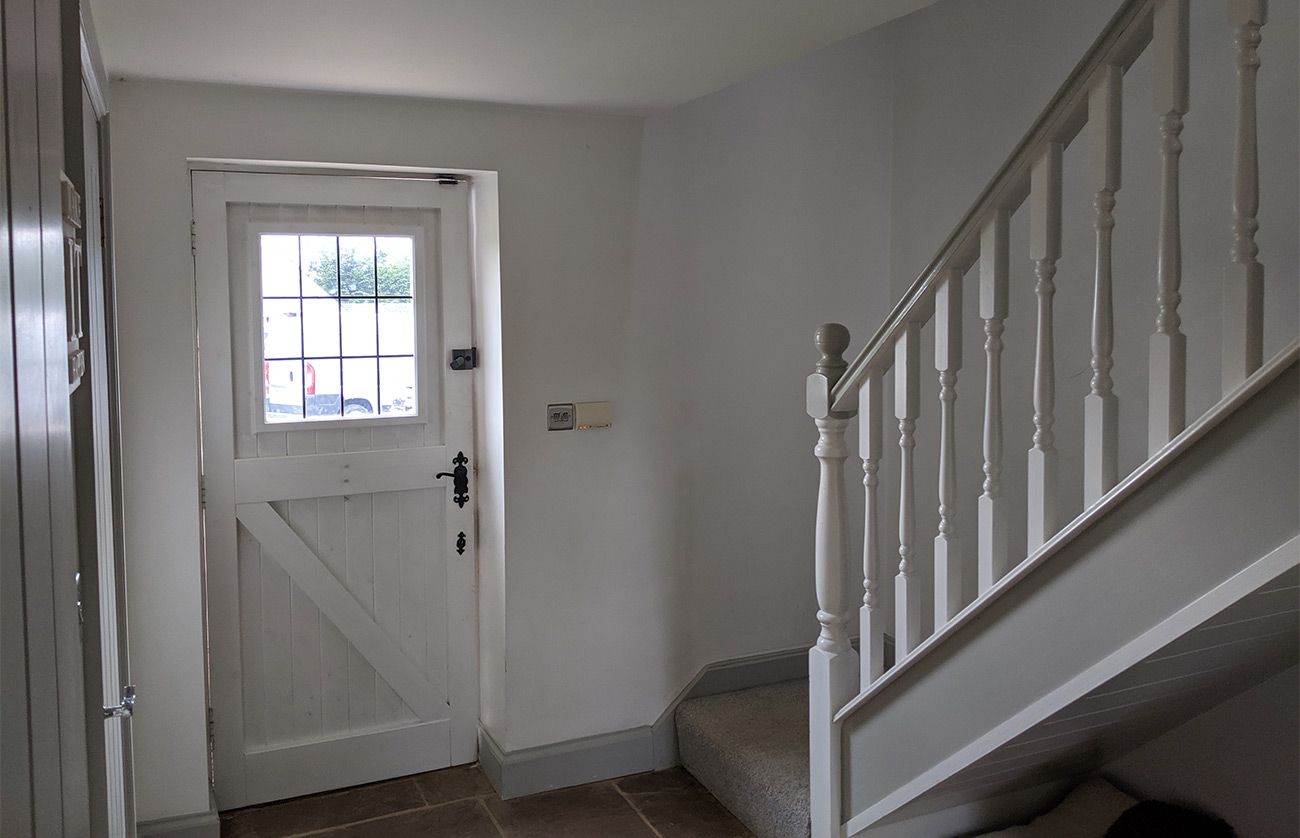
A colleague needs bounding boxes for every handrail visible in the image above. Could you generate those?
[830,0,1154,412]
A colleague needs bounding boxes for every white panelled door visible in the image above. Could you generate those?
[193,171,477,809]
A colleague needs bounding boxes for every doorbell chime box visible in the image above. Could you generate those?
[547,401,612,431]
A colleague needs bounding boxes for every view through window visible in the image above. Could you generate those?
[260,233,418,423]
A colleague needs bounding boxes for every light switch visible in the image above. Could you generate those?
[547,403,575,431]
[574,401,612,430]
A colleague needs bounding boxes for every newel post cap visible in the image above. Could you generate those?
[808,323,854,419]
[814,323,851,381]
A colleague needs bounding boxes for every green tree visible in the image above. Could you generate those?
[305,240,411,297]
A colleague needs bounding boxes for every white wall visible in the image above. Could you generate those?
[112,0,1299,822]
[636,0,1299,684]
[1105,666,1299,838]
[111,80,650,820]
[631,26,898,669]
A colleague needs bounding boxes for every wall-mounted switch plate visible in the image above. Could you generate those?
[547,403,575,431]
[574,401,612,430]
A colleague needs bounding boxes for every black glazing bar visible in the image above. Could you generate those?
[265,353,418,362]
[298,235,307,420]
[373,236,381,410]
[262,295,413,301]
[334,236,343,416]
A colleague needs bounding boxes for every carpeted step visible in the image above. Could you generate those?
[675,679,810,838]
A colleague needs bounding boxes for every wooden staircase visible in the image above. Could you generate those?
[796,0,1298,835]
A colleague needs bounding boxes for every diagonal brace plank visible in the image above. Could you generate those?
[236,501,438,720]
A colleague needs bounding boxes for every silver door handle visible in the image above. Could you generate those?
[104,685,136,719]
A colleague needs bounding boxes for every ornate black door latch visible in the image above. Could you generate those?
[436,451,470,508]
[456,532,467,555]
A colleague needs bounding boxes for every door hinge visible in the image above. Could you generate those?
[199,475,207,508]
[207,706,217,790]
[190,219,197,256]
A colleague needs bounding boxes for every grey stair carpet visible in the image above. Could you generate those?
[676,679,810,838]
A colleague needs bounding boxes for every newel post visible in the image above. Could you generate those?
[807,323,859,838]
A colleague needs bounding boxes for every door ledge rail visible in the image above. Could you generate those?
[834,338,1299,723]
[830,0,1154,412]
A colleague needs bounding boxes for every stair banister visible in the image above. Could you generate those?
[978,209,1010,593]
[858,372,886,688]
[1222,0,1268,392]
[1148,0,1190,455]
[1027,142,1063,551]
[828,0,1156,415]
[1085,64,1123,506]
[933,269,963,625]
[804,0,1292,834]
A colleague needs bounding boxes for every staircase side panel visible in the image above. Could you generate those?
[842,367,1299,821]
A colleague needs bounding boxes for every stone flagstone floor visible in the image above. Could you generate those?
[219,764,754,837]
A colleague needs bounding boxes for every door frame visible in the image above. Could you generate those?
[73,8,138,834]
[192,168,480,809]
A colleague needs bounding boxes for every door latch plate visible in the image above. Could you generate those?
[450,348,477,371]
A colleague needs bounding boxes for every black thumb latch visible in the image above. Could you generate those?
[450,348,477,371]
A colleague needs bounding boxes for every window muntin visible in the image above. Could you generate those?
[259,233,418,424]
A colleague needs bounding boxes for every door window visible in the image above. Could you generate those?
[259,233,417,423]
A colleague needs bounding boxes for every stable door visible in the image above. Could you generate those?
[194,171,477,808]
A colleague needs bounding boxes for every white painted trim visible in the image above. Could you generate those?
[480,644,827,798]
[836,341,1299,723]
[235,502,439,719]
[842,535,1299,836]
[79,2,110,117]
[233,445,445,503]
[240,215,433,437]
[479,725,653,801]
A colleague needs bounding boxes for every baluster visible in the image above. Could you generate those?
[933,269,963,625]
[894,322,922,655]
[1085,67,1122,507]
[859,371,885,688]
[1150,0,1189,454]
[1223,0,1267,394]
[978,210,1010,592]
[1027,143,1062,552]
[806,324,858,838]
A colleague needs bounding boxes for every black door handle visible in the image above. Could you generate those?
[436,451,470,508]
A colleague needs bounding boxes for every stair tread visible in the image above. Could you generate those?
[676,679,810,838]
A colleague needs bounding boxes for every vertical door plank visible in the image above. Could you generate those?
[314,430,349,736]
[260,541,294,745]
[286,432,322,741]
[256,431,293,743]
[397,490,429,676]
[343,429,377,729]
[237,527,266,750]
[372,489,405,723]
